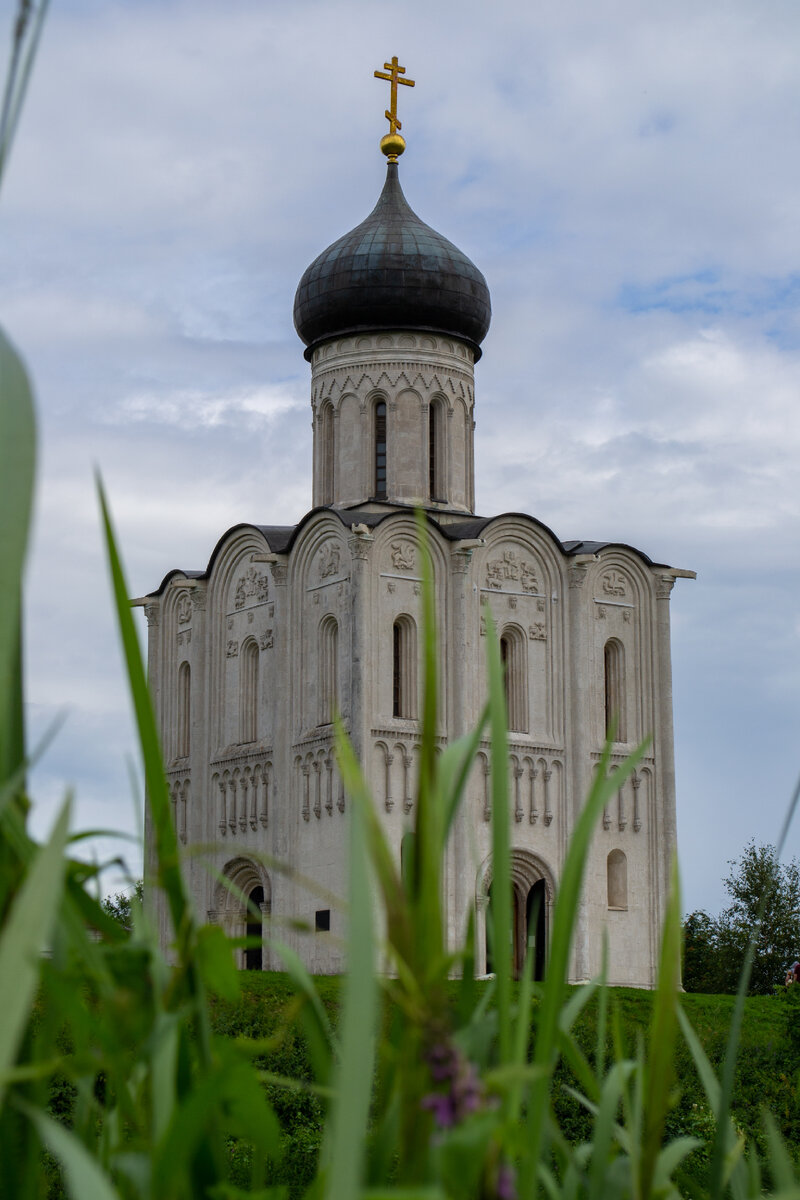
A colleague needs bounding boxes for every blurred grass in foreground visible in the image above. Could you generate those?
[2,3,800,1196]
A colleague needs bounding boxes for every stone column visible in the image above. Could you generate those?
[347,527,374,762]
[654,574,678,919]
[143,602,168,949]
[448,545,474,953]
[566,557,595,983]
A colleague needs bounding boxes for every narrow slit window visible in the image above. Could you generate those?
[500,628,528,733]
[375,400,387,499]
[321,402,335,505]
[429,399,445,501]
[604,638,626,742]
[239,640,259,743]
[392,615,417,719]
[607,850,628,909]
[177,661,190,758]
[319,617,338,725]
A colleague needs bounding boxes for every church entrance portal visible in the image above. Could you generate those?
[212,858,271,971]
[479,851,554,980]
[486,878,547,980]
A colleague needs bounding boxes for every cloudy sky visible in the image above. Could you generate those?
[5,0,800,915]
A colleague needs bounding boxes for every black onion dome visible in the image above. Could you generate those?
[293,162,491,360]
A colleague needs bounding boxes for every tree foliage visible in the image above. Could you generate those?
[101,878,144,933]
[683,841,800,994]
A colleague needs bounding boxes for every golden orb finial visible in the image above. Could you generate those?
[374,55,414,160]
[380,132,406,161]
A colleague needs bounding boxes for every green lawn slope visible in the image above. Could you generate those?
[209,973,800,1195]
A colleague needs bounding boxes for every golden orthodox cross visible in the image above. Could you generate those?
[374,56,415,135]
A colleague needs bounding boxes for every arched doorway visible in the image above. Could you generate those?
[478,850,555,980]
[211,858,271,971]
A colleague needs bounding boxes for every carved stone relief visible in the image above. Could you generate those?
[177,629,192,647]
[319,543,341,578]
[259,630,273,651]
[390,541,415,571]
[601,570,627,598]
[485,549,539,593]
[234,566,269,609]
[177,594,192,624]
[528,623,546,641]
[226,641,239,658]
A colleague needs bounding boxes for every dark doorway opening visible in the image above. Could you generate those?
[486,878,547,980]
[245,885,264,971]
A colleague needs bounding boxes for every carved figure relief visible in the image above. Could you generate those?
[485,549,539,593]
[176,594,192,624]
[528,623,546,641]
[234,566,269,609]
[390,541,415,571]
[177,629,192,647]
[226,640,239,658]
[320,543,341,578]
[259,630,274,651]
[601,570,627,598]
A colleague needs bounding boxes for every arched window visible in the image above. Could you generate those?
[177,661,190,758]
[604,638,626,742]
[374,400,387,499]
[429,397,445,501]
[607,849,628,909]
[392,615,417,719]
[319,617,338,725]
[500,627,528,733]
[320,402,335,505]
[239,640,259,743]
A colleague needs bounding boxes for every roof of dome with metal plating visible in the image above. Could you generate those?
[293,161,491,360]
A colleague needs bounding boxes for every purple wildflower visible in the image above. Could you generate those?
[423,1036,485,1129]
[495,1162,517,1200]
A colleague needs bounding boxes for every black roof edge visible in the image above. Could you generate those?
[145,510,671,597]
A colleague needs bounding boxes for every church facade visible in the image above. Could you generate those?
[142,116,691,988]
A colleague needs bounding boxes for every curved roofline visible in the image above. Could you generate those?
[145,506,670,597]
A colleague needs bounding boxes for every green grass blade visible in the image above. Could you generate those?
[640,854,682,1200]
[519,735,650,1197]
[762,1110,796,1192]
[440,709,490,840]
[324,719,378,1199]
[21,1103,121,1200]
[0,798,70,1107]
[97,480,190,956]
[412,511,443,970]
[676,1006,721,1115]
[0,327,36,783]
[587,1060,635,1200]
[485,608,511,1066]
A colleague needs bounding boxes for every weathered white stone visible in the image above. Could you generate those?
[143,313,690,989]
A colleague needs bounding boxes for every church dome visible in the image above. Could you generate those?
[293,162,491,360]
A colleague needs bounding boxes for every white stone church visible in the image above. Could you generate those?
[141,98,692,987]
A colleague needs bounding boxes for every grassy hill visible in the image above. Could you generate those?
[209,974,800,1195]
